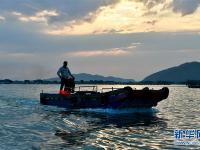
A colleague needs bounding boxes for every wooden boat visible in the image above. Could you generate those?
[40,86,169,109]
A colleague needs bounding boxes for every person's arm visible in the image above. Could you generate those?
[57,68,62,79]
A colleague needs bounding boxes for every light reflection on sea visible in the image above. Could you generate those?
[0,84,199,150]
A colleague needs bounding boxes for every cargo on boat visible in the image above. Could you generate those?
[40,86,169,109]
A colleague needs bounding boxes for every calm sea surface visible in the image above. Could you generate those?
[0,84,199,150]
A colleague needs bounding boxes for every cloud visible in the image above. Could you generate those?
[46,0,200,35]
[171,0,200,16]
[3,0,200,35]
[0,0,200,80]
[139,0,166,9]
[0,51,35,61]
[66,43,139,57]
[140,0,200,16]
[12,10,58,23]
[68,49,127,57]
[0,16,5,22]
[0,0,118,24]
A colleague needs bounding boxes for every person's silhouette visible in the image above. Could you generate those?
[57,61,75,94]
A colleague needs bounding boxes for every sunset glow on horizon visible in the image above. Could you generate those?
[0,0,200,80]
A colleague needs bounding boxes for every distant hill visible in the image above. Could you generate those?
[143,62,200,82]
[47,73,135,83]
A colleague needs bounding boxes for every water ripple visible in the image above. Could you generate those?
[0,85,200,149]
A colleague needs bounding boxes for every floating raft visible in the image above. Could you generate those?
[40,86,169,109]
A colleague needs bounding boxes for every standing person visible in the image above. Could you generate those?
[57,61,75,94]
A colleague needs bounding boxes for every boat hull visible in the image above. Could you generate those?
[40,87,169,109]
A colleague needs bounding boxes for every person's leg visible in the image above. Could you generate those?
[60,78,65,91]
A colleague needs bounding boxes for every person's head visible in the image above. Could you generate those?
[63,61,68,67]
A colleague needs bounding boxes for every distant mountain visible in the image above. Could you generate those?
[47,73,135,83]
[143,62,200,82]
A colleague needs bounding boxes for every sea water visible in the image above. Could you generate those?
[0,84,199,150]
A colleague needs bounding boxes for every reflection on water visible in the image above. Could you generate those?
[50,110,168,149]
[60,109,166,127]
[0,84,200,149]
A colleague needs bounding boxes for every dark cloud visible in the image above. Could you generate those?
[0,0,118,24]
[139,0,200,16]
[138,0,166,9]
[172,0,200,16]
[144,20,157,25]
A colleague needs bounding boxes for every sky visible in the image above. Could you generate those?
[0,0,200,81]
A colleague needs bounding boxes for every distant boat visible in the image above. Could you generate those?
[187,80,200,88]
[40,86,169,109]
[188,84,200,88]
